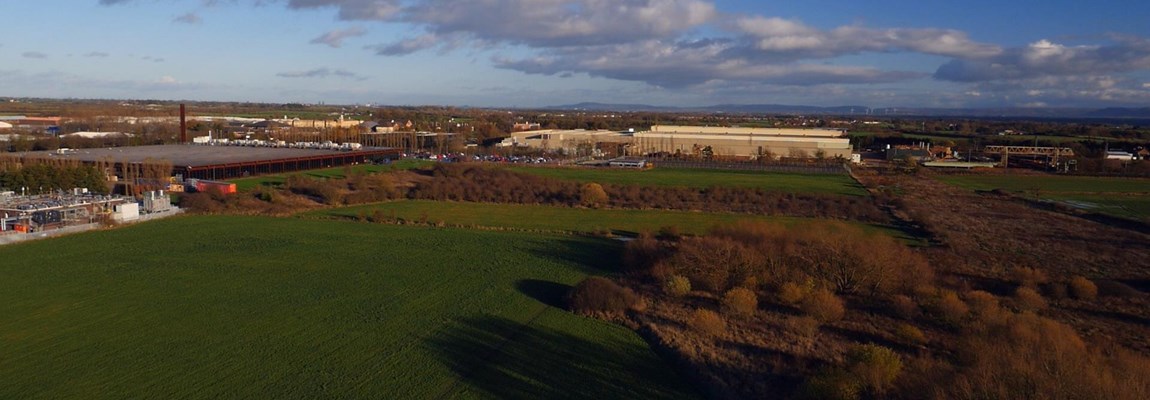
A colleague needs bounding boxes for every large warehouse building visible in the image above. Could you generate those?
[497,129,631,154]
[631,125,851,159]
[12,144,401,181]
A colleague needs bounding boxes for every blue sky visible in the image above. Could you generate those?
[2,0,1149,108]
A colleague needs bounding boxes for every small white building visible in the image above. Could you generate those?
[1106,151,1135,161]
[142,190,172,213]
[114,203,139,222]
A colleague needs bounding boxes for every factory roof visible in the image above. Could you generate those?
[14,144,389,168]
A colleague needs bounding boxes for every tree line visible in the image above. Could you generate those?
[0,164,108,194]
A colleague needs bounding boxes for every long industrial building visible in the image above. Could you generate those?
[631,125,851,159]
[13,144,401,180]
[498,129,631,154]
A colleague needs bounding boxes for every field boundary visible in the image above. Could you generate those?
[1000,193,1150,235]
[651,159,847,174]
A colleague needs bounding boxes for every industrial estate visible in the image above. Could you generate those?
[0,99,1148,399]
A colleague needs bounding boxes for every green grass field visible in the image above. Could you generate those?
[937,174,1150,221]
[229,159,432,191]
[308,199,814,235]
[1048,194,1150,221]
[0,216,698,399]
[504,166,867,196]
[936,174,1150,193]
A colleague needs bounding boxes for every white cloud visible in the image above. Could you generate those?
[734,17,1001,60]
[309,26,367,48]
[408,0,715,47]
[276,67,368,80]
[494,39,925,88]
[934,37,1150,82]
[22,51,48,59]
[174,12,202,24]
[962,74,1150,107]
[369,33,443,56]
[89,1,1150,107]
[285,0,401,20]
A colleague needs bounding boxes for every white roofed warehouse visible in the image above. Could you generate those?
[631,125,852,160]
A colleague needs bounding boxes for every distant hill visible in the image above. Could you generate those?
[1086,107,1150,118]
[544,102,1150,120]
[544,102,682,112]
[545,102,870,114]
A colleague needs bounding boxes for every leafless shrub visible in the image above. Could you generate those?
[1011,266,1049,288]
[894,323,927,346]
[1013,287,1047,312]
[785,316,821,339]
[1068,276,1098,300]
[890,294,920,320]
[801,288,846,323]
[778,281,809,306]
[722,287,758,318]
[663,275,692,297]
[567,277,641,317]
[689,308,726,338]
[928,291,969,326]
[847,344,903,397]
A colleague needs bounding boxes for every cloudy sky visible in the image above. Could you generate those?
[2,0,1150,108]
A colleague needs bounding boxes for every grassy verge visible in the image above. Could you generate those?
[0,216,698,399]
[306,200,902,238]
[936,174,1150,193]
[937,174,1150,221]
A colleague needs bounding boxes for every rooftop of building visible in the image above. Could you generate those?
[13,144,393,168]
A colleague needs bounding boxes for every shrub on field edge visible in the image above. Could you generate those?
[1011,266,1049,288]
[689,308,726,337]
[778,281,809,305]
[801,288,845,323]
[567,277,641,317]
[929,291,969,326]
[663,275,691,297]
[847,344,903,396]
[786,316,821,339]
[894,323,927,346]
[580,182,609,209]
[1068,276,1098,300]
[945,312,1150,400]
[890,294,919,320]
[801,367,861,400]
[722,287,758,318]
[1013,287,1047,311]
[964,290,999,316]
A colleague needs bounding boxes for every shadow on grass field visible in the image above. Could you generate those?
[429,315,700,400]
[525,236,623,275]
[515,279,571,310]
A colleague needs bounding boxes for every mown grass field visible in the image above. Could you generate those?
[937,174,1150,221]
[0,216,698,399]
[504,166,867,196]
[309,199,815,235]
[936,174,1150,193]
[230,159,432,191]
